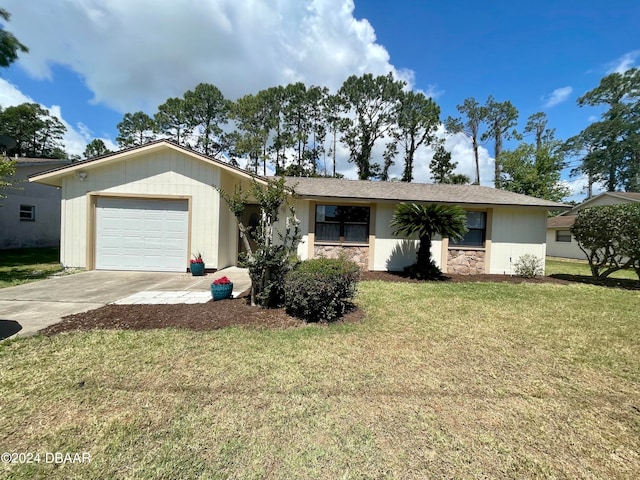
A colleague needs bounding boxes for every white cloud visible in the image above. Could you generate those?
[562,174,606,204]
[0,78,115,156]
[606,50,640,74]
[4,0,412,113]
[0,0,496,179]
[542,86,573,108]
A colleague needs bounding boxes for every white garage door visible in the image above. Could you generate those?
[96,197,189,272]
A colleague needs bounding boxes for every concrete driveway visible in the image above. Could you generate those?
[0,268,251,338]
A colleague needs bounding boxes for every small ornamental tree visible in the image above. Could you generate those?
[217,177,300,307]
[390,203,468,279]
[571,204,640,280]
[0,156,17,203]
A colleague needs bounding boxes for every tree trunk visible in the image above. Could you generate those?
[417,235,432,271]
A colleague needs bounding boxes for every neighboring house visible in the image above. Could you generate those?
[30,140,566,274]
[546,192,640,259]
[0,156,72,249]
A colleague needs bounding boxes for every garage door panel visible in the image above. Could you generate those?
[96,198,189,272]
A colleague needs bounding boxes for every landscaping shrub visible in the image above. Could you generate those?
[572,204,640,280]
[284,258,361,322]
[513,254,544,278]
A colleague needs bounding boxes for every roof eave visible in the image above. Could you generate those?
[28,140,266,187]
[294,193,569,209]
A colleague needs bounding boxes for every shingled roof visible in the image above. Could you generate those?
[547,215,576,228]
[281,176,568,209]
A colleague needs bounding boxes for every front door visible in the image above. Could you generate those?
[238,204,260,262]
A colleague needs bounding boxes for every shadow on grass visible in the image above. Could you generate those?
[0,320,22,339]
[0,247,62,286]
[0,247,60,268]
[0,266,61,285]
[549,274,640,290]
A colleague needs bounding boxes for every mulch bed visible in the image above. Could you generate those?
[41,271,635,335]
[362,271,572,285]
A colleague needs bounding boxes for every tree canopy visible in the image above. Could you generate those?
[444,97,484,185]
[0,103,67,158]
[62,67,636,200]
[337,73,406,180]
[116,111,156,148]
[569,68,640,193]
[0,8,28,68]
[499,112,569,202]
[392,90,441,182]
[83,139,111,159]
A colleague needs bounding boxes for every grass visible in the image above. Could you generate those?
[0,248,64,288]
[546,256,638,291]
[546,256,637,280]
[1,280,639,478]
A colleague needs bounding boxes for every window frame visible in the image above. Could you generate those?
[451,211,487,248]
[314,204,370,244]
[555,230,572,243]
[19,204,36,222]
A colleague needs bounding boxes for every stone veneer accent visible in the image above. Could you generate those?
[447,249,485,275]
[314,245,369,270]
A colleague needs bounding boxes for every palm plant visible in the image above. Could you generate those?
[391,203,468,279]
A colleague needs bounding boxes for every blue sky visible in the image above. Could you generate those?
[0,0,638,200]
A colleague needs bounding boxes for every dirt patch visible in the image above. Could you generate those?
[42,272,604,335]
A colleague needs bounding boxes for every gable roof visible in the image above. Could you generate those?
[547,215,576,228]
[603,192,640,201]
[561,191,640,215]
[282,176,569,209]
[28,140,266,187]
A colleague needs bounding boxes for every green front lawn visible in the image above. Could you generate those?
[546,256,637,280]
[0,248,64,288]
[1,280,638,478]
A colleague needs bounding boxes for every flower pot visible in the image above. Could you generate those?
[190,262,205,276]
[211,282,233,301]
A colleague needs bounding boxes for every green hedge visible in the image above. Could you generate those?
[284,258,361,322]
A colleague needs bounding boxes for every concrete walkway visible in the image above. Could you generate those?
[114,267,250,304]
[0,267,251,338]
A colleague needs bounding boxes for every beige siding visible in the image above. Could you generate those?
[295,199,311,260]
[546,229,585,259]
[489,207,547,274]
[61,175,86,268]
[60,149,226,270]
[577,195,631,209]
[216,172,235,269]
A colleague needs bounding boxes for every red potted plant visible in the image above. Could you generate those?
[190,252,205,276]
[211,276,233,300]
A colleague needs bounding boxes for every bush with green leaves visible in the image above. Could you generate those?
[284,257,361,322]
[571,203,640,280]
[513,254,544,278]
[217,177,301,307]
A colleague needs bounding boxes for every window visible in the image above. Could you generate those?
[556,230,572,242]
[19,205,35,222]
[452,211,486,247]
[315,205,370,243]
